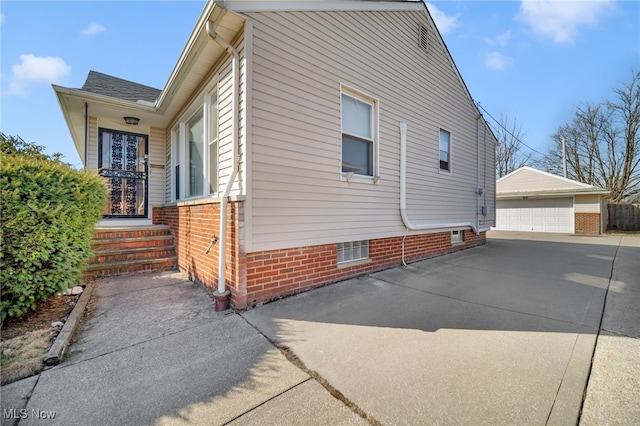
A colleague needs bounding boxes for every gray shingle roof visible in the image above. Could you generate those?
[81,71,161,103]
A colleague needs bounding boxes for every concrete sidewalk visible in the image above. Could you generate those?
[580,235,640,425]
[2,232,638,425]
[1,272,364,425]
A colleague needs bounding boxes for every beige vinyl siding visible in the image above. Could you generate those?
[498,168,586,193]
[216,49,245,197]
[575,195,601,213]
[87,116,98,168]
[164,129,172,203]
[247,10,495,252]
[164,46,246,200]
[148,127,166,214]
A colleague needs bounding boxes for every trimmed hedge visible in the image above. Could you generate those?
[1,154,107,322]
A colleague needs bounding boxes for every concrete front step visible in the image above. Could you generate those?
[85,225,177,278]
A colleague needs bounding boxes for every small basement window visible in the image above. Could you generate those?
[337,240,369,264]
[451,230,463,244]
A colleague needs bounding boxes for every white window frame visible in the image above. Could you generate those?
[171,126,182,202]
[340,85,379,183]
[172,79,219,201]
[205,87,219,195]
[186,106,205,198]
[439,129,452,174]
[451,230,463,244]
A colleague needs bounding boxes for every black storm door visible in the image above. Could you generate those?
[98,128,149,218]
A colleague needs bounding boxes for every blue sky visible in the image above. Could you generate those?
[1,1,639,167]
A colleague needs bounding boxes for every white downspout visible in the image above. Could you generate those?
[399,122,478,234]
[207,21,239,298]
[476,115,481,233]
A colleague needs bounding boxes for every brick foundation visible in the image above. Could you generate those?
[575,213,601,234]
[244,229,485,309]
[154,204,486,311]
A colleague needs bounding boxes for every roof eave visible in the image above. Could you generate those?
[225,0,423,12]
[53,85,86,164]
[54,85,159,112]
[497,190,610,199]
[155,2,246,112]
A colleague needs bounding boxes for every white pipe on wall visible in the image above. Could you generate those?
[476,115,480,233]
[399,122,479,234]
[207,21,240,295]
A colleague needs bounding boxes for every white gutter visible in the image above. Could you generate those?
[399,122,479,234]
[206,20,240,298]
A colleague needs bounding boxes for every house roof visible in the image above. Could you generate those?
[53,0,492,165]
[81,71,161,104]
[224,0,422,12]
[497,167,609,199]
[53,1,246,163]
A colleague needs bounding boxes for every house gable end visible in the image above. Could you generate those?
[497,167,608,195]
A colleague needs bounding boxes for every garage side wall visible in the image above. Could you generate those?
[575,195,602,234]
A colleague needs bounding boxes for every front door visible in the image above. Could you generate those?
[98,128,149,218]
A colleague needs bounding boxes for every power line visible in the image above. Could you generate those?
[476,102,546,157]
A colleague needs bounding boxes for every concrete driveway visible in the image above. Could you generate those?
[243,231,636,425]
[3,231,637,425]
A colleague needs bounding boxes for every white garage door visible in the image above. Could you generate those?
[496,198,573,233]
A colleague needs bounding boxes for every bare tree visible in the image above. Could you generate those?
[538,70,640,202]
[495,114,531,178]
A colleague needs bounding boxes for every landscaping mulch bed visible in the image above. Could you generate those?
[1,293,81,385]
[2,295,79,340]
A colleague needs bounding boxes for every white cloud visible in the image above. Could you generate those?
[426,2,459,34]
[517,0,615,45]
[485,51,513,70]
[1,13,5,25]
[81,22,106,36]
[484,30,512,47]
[7,54,71,96]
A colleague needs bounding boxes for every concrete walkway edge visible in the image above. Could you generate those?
[44,282,94,366]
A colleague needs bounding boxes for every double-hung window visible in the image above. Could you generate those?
[172,82,219,201]
[439,129,451,172]
[341,89,377,177]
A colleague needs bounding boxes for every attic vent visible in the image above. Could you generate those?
[419,24,429,52]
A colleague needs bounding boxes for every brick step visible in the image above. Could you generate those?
[92,225,172,240]
[91,235,174,250]
[85,225,177,279]
[84,257,178,278]
[89,245,176,263]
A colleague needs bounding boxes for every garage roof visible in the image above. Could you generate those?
[497,167,609,199]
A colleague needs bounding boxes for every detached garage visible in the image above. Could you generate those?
[495,167,609,234]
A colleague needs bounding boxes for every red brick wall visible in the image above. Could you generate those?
[575,213,601,234]
[154,204,487,311]
[153,202,245,303]
[243,229,486,309]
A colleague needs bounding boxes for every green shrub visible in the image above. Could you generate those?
[1,154,107,322]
